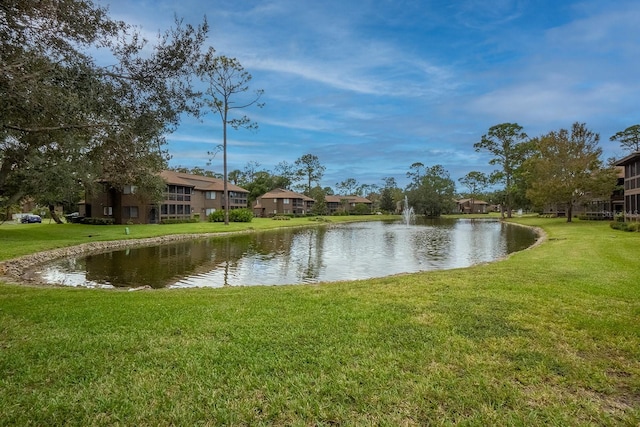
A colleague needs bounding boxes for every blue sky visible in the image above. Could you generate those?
[99,0,640,191]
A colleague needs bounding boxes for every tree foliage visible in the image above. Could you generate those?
[1,0,208,222]
[458,171,489,198]
[610,124,640,153]
[273,161,296,189]
[406,164,455,217]
[474,123,530,218]
[196,48,264,225]
[524,123,618,222]
[335,178,359,195]
[294,154,325,195]
[308,186,328,215]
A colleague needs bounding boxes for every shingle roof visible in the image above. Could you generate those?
[325,195,372,204]
[457,198,489,205]
[160,170,248,193]
[258,188,314,201]
[614,151,640,166]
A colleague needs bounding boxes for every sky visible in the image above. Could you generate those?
[97,0,640,191]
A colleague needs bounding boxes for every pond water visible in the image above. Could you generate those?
[32,218,537,289]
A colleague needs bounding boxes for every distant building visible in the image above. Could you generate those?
[80,170,249,224]
[253,188,315,217]
[456,198,489,214]
[615,151,640,221]
[325,195,373,214]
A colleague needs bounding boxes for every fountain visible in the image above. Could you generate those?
[402,195,415,225]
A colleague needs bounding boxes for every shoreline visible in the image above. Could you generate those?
[0,220,546,288]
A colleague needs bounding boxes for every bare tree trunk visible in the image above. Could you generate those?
[48,204,63,224]
[223,110,229,226]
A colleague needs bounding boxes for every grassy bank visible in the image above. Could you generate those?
[0,215,394,260]
[0,217,639,425]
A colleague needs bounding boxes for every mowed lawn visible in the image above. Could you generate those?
[0,217,638,425]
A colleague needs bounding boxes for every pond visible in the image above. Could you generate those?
[31,218,537,289]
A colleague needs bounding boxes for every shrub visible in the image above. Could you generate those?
[209,209,253,223]
[80,217,114,225]
[208,210,226,222]
[229,208,253,223]
[609,221,640,232]
[352,203,372,215]
[272,215,291,221]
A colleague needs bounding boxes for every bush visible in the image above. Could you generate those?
[352,203,372,215]
[609,221,640,232]
[229,208,253,223]
[272,215,291,221]
[208,210,226,222]
[80,217,114,225]
[208,208,253,223]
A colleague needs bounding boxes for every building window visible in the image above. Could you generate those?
[165,185,192,202]
[206,191,216,200]
[123,185,137,194]
[123,206,139,218]
[283,198,290,204]
[205,208,216,216]
[103,206,113,216]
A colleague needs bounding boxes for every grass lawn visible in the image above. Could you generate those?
[0,216,639,425]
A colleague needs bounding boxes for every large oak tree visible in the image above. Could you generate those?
[525,123,617,222]
[406,164,456,217]
[1,0,208,222]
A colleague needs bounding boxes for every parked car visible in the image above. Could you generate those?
[21,214,42,223]
[64,212,83,223]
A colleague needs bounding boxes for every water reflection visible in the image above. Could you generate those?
[34,218,537,289]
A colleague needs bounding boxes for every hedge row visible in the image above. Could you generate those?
[609,221,640,232]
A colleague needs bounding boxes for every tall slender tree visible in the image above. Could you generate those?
[294,154,325,195]
[474,123,530,218]
[610,125,640,153]
[197,48,264,225]
[458,171,489,213]
[273,161,296,189]
[335,178,359,195]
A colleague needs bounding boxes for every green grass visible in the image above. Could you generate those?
[0,215,393,260]
[1,217,639,425]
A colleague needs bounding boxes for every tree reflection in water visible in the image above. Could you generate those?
[35,218,537,288]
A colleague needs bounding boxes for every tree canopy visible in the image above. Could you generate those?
[474,123,530,218]
[294,154,325,195]
[406,164,455,217]
[610,125,640,153]
[524,123,617,222]
[1,0,208,221]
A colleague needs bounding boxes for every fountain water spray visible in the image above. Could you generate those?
[402,195,415,225]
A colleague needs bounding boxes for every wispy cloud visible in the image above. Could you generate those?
[99,0,640,188]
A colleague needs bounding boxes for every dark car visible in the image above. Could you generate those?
[21,214,42,223]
